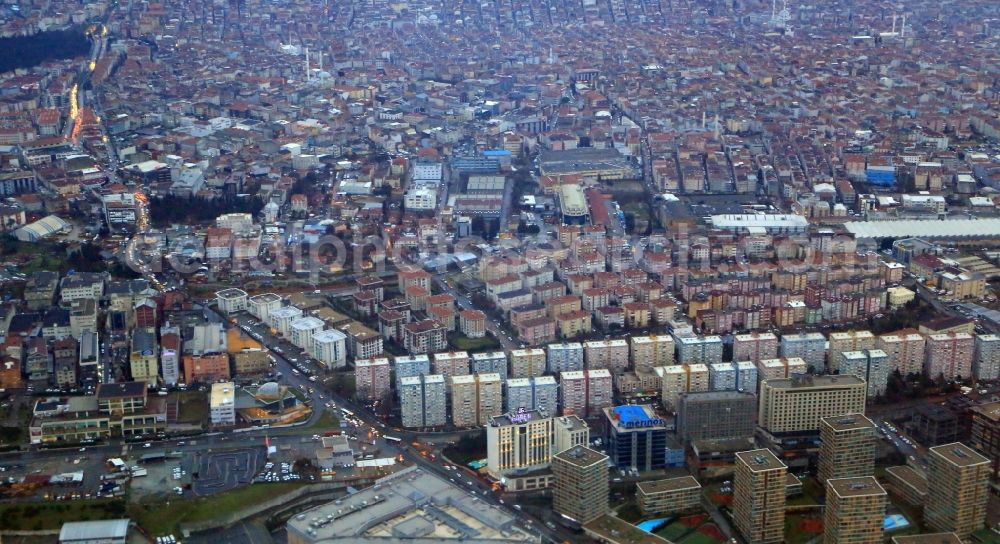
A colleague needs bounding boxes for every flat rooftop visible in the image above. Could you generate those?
[845,218,1000,239]
[763,375,865,389]
[637,476,701,495]
[735,449,786,472]
[286,467,536,544]
[929,442,989,467]
[827,476,886,498]
[885,465,928,494]
[582,514,673,544]
[605,405,668,432]
[554,446,608,469]
[891,534,963,544]
[821,414,874,432]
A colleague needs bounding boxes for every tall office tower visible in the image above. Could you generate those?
[657,364,710,410]
[552,446,609,524]
[603,405,669,472]
[509,348,546,378]
[450,373,503,427]
[818,414,877,483]
[733,449,787,544]
[354,357,391,401]
[675,335,723,365]
[630,335,675,370]
[708,361,758,392]
[925,442,991,538]
[486,409,553,475]
[828,331,877,371]
[838,349,890,397]
[925,333,975,380]
[974,334,1000,381]
[877,329,926,376]
[583,339,629,372]
[732,332,779,363]
[676,391,757,443]
[559,369,612,418]
[780,332,827,372]
[399,374,446,428]
[505,376,558,415]
[758,375,867,435]
[823,477,887,544]
[547,342,584,373]
[471,351,508,378]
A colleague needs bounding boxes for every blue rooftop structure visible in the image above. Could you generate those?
[483,149,512,157]
[614,405,653,425]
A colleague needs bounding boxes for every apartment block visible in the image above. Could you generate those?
[630,335,675,370]
[758,375,867,435]
[818,414,877,484]
[637,476,702,517]
[925,443,991,538]
[755,357,808,388]
[828,330,877,372]
[709,361,758,392]
[583,339,629,372]
[838,349,890,397]
[971,401,1000,465]
[559,369,612,418]
[824,477,887,544]
[510,348,546,378]
[732,332,778,363]
[657,364,710,410]
[399,374,446,429]
[924,333,975,380]
[393,354,430,387]
[974,334,1000,381]
[354,357,391,401]
[733,449,787,544]
[877,330,926,376]
[780,332,827,372]
[547,342,584,374]
[505,376,558,416]
[676,391,757,443]
[433,351,471,380]
[675,335,723,365]
[552,446,609,524]
[450,373,503,427]
[471,351,508,378]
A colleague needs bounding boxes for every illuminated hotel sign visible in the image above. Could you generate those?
[508,407,531,424]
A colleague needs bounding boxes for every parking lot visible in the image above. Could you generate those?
[192,447,266,496]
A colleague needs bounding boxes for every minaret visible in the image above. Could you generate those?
[305,47,310,82]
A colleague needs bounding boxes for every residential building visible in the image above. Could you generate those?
[559,369,612,418]
[925,443,991,538]
[399,374,446,428]
[657,364,710,410]
[824,477,887,544]
[289,316,324,351]
[637,476,702,517]
[129,330,158,386]
[183,353,230,384]
[339,321,383,360]
[505,376,558,415]
[552,446,609,524]
[393,354,431,387]
[676,391,757,443]
[210,382,236,427]
[708,361,758,392]
[974,334,1000,381]
[311,329,347,369]
[877,330,926,376]
[432,351,471,380]
[460,309,487,338]
[471,351,508,378]
[675,335,723,365]
[215,288,248,314]
[838,350,890,397]
[354,357,391,401]
[925,333,975,380]
[510,348,546,378]
[758,375,867,435]
[583,340,629,372]
[547,342,584,374]
[603,405,669,472]
[780,332,827,372]
[828,331,877,372]
[733,449,787,544]
[450,373,503,427]
[629,335,675,370]
[732,332,779,363]
[403,319,447,354]
[818,414,877,484]
[247,293,282,323]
